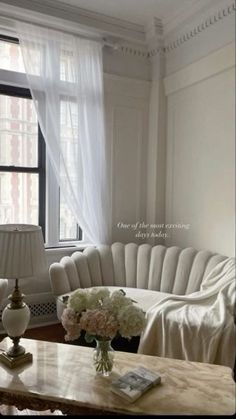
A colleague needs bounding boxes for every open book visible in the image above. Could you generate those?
[111,366,161,402]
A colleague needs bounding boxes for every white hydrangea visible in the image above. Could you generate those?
[101,297,113,312]
[62,287,146,342]
[68,289,89,313]
[108,289,133,314]
[117,305,146,338]
[87,287,110,309]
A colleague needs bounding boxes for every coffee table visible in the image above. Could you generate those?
[0,337,235,415]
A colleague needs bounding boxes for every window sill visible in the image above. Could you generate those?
[45,242,94,254]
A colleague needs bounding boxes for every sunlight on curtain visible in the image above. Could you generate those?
[15,22,111,245]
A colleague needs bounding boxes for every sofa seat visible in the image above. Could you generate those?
[50,242,228,322]
[56,285,171,320]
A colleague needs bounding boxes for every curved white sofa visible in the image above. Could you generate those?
[49,242,236,368]
[49,242,227,320]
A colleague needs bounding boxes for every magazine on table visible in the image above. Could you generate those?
[111,366,161,402]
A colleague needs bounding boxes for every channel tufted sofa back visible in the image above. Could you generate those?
[49,242,227,297]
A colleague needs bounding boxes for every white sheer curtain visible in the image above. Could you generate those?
[15,22,111,245]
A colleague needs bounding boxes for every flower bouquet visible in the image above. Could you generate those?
[61,287,146,376]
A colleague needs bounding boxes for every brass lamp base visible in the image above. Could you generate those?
[0,351,33,369]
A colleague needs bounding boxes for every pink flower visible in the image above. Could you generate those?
[61,307,81,341]
[61,287,146,343]
[80,309,119,339]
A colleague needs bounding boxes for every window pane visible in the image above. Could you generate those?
[0,40,42,75]
[60,49,74,82]
[0,40,25,72]
[0,172,38,224]
[60,100,78,154]
[0,94,38,167]
[59,194,78,241]
[59,99,80,241]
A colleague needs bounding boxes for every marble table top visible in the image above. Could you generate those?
[0,337,235,415]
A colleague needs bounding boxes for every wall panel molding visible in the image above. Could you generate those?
[164,41,235,96]
[104,73,150,99]
[104,76,149,244]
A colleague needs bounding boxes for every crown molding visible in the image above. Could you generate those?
[118,44,148,59]
[148,47,165,58]
[0,0,234,63]
[0,1,150,60]
[106,1,235,60]
[165,1,235,53]
[163,0,218,36]
[107,43,165,60]
[145,17,163,42]
[0,0,146,44]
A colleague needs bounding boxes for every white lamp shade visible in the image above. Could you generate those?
[0,224,47,279]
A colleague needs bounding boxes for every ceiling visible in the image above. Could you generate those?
[55,0,210,27]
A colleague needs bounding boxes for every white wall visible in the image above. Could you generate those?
[165,42,235,257]
[103,47,150,81]
[104,74,150,243]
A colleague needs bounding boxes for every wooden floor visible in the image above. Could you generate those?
[0,322,65,343]
[24,322,66,343]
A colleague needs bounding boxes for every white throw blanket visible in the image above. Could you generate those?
[138,258,236,368]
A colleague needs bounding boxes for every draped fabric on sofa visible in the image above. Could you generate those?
[138,257,236,369]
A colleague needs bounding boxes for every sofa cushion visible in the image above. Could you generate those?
[56,286,171,321]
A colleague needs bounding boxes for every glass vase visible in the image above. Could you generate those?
[93,338,114,376]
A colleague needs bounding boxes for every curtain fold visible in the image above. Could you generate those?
[16,22,111,245]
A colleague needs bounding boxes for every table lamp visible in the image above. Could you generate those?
[0,224,47,368]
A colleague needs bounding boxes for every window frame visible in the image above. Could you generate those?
[0,34,84,246]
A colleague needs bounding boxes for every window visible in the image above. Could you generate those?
[0,85,45,236]
[0,36,83,246]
